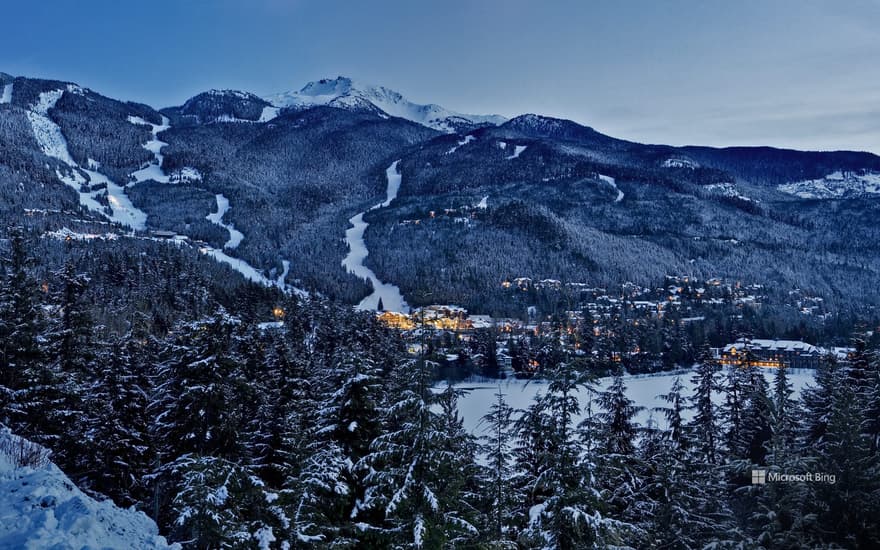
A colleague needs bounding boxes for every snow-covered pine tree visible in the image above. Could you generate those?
[594,372,645,526]
[735,362,772,466]
[479,389,517,547]
[746,364,816,548]
[81,333,156,507]
[800,353,838,449]
[148,311,256,534]
[688,345,724,464]
[292,350,386,545]
[519,362,622,548]
[166,454,285,549]
[642,377,740,548]
[0,229,44,407]
[806,368,880,547]
[356,359,480,549]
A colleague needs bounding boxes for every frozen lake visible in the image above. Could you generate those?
[449,368,816,436]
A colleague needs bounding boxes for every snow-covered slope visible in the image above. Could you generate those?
[265,76,506,133]
[777,170,880,199]
[0,429,178,549]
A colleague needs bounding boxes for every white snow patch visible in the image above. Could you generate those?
[506,145,527,160]
[205,194,244,249]
[342,160,410,312]
[662,158,698,169]
[445,135,475,155]
[599,174,624,203]
[778,170,880,199]
[706,182,758,203]
[476,195,488,209]
[258,106,280,122]
[0,430,178,549]
[0,83,11,104]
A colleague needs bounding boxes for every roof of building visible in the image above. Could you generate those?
[723,338,821,354]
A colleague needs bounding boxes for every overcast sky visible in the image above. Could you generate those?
[3,0,879,153]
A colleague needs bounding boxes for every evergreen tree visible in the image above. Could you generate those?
[688,346,724,464]
[479,390,517,547]
[519,362,622,548]
[592,373,644,540]
[357,359,479,548]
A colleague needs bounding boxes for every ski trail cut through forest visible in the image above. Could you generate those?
[26,88,147,230]
[127,113,303,295]
[342,160,410,313]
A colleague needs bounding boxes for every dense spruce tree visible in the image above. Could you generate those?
[0,229,44,412]
[167,454,284,550]
[593,373,644,540]
[81,334,156,506]
[357,359,479,548]
[293,350,386,545]
[479,390,517,547]
[518,362,622,549]
[688,346,724,464]
[800,353,839,448]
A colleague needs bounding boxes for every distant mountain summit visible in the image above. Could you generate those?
[264,76,507,133]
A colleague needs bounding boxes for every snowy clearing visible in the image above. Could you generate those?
[778,170,880,199]
[706,182,758,203]
[445,135,475,155]
[206,194,244,249]
[476,195,488,209]
[598,174,624,203]
[0,83,11,104]
[506,145,527,159]
[342,160,410,312]
[0,430,178,549]
[451,367,815,436]
[259,106,280,122]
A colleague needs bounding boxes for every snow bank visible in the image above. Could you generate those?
[0,430,178,549]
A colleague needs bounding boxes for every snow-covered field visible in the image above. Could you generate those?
[451,367,815,436]
[342,160,410,312]
[0,430,177,549]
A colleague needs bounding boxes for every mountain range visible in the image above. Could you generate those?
[1,71,879,316]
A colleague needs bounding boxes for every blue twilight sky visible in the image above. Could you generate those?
[2,0,879,153]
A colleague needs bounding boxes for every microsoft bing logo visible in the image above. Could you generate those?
[751,469,767,484]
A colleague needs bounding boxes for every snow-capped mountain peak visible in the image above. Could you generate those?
[264,76,507,133]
